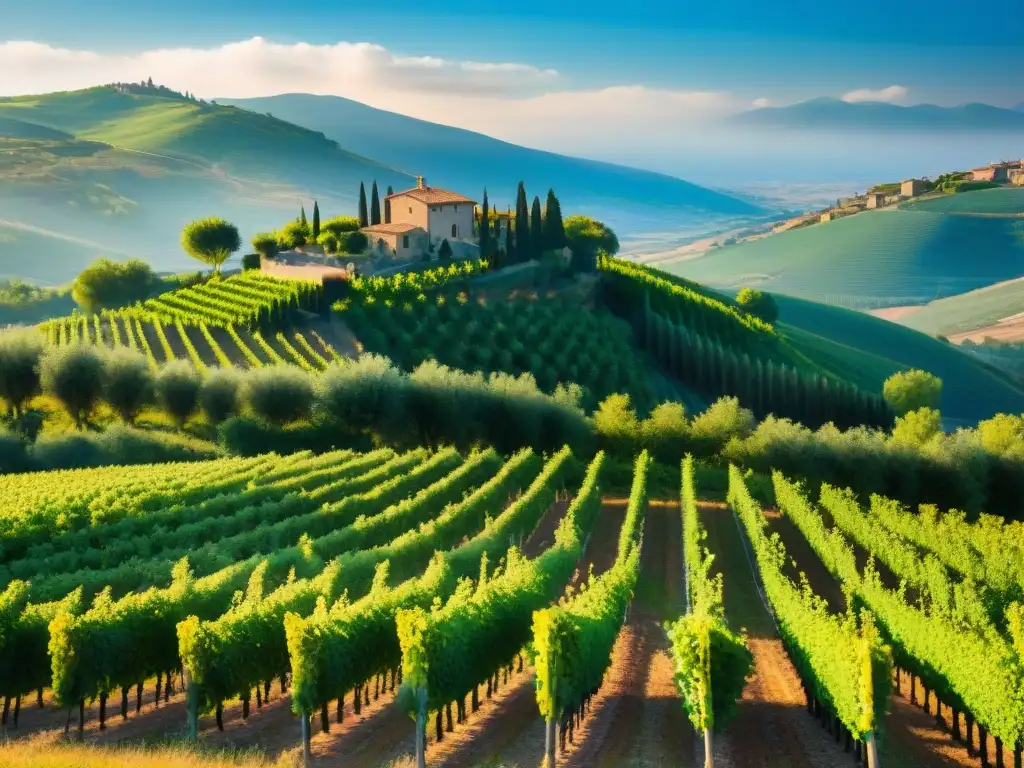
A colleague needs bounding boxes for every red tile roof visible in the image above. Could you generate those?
[361,222,425,234]
[386,186,476,205]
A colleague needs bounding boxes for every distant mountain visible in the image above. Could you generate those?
[216,93,761,219]
[725,97,1024,132]
[1015,103,1024,113]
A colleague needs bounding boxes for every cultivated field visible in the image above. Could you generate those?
[0,448,1009,768]
[775,294,1024,424]
[664,188,1024,307]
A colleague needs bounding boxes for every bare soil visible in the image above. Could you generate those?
[560,502,696,768]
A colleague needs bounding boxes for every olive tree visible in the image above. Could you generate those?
[155,361,202,427]
[883,369,942,416]
[40,344,105,429]
[243,365,314,426]
[0,328,44,418]
[181,217,241,274]
[198,367,243,425]
[102,348,153,424]
[736,288,779,324]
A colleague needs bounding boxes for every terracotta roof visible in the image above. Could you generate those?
[386,186,476,205]
[361,222,424,234]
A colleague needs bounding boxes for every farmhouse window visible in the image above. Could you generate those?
[451,224,457,237]
[402,235,409,248]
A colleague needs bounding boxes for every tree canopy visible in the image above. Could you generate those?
[72,258,158,313]
[181,218,241,274]
[564,216,619,256]
[564,215,618,271]
[250,233,279,259]
[883,369,943,416]
[736,288,779,324]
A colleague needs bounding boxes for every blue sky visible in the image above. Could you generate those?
[4,0,1023,106]
[1,0,1022,175]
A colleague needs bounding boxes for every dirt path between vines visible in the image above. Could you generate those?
[422,500,628,768]
[559,501,696,768]
[760,503,991,768]
[700,502,850,768]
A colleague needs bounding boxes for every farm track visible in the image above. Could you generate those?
[700,503,850,768]
[561,501,695,768]
[423,501,628,768]
[762,503,993,768]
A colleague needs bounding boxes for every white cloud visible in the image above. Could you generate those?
[751,97,772,108]
[841,85,909,104]
[0,38,559,100]
[0,38,757,152]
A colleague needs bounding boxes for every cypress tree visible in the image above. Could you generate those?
[358,183,369,228]
[300,206,307,227]
[384,185,393,224]
[479,189,490,258]
[370,181,381,226]
[542,189,566,250]
[312,201,320,240]
[515,182,530,263]
[530,195,543,257]
[504,213,514,262]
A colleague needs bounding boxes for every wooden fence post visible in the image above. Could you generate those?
[415,687,428,768]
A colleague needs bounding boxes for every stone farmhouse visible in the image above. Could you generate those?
[971,162,1023,183]
[361,177,477,260]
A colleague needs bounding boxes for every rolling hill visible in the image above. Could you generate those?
[893,277,1024,338]
[0,86,415,284]
[774,294,1024,425]
[725,97,1024,133]
[215,93,763,226]
[661,187,1024,307]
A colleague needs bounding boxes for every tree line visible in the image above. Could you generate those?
[644,306,893,431]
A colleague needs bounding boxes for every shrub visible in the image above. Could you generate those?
[250,232,279,259]
[316,355,407,437]
[276,221,310,249]
[218,416,371,457]
[593,393,641,457]
[241,253,261,271]
[338,231,368,254]
[39,344,105,428]
[0,429,28,473]
[71,258,158,313]
[321,216,361,237]
[31,425,217,470]
[0,328,44,417]
[641,401,690,464]
[102,348,153,424]
[198,367,243,425]
[883,369,942,416]
[154,361,202,427]
[689,396,755,455]
[317,232,339,255]
[242,365,314,426]
[736,288,779,324]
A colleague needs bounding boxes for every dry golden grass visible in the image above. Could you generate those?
[0,731,300,768]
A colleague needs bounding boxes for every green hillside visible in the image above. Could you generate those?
[0,86,414,285]
[663,187,1024,307]
[0,115,72,140]
[897,277,1024,337]
[0,86,408,182]
[774,294,1024,423]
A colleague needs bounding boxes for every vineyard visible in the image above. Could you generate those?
[0,440,1011,768]
[36,273,345,372]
